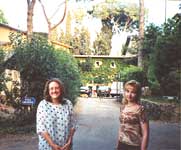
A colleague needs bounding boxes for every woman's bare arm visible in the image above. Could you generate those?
[140,121,149,150]
[41,132,62,150]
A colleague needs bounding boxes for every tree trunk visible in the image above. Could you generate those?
[27,0,36,41]
[138,0,144,67]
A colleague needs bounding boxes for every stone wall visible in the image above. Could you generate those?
[141,100,180,122]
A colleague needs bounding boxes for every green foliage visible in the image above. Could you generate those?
[78,57,93,72]
[80,72,93,86]
[58,26,91,55]
[12,35,59,102]
[93,1,139,31]
[145,17,181,97]
[66,11,72,38]
[78,58,131,85]
[143,24,162,94]
[93,76,105,84]
[143,23,162,54]
[9,32,25,48]
[6,34,80,104]
[78,27,91,55]
[0,49,20,106]
[0,9,8,24]
[0,35,81,128]
[91,1,140,56]
[92,64,114,84]
[93,25,112,55]
[0,48,5,69]
[119,65,144,85]
[0,48,4,59]
[54,50,81,103]
[73,7,86,23]
[147,62,160,95]
[0,48,5,91]
[154,39,180,96]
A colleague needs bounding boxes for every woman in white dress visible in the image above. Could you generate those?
[36,78,76,150]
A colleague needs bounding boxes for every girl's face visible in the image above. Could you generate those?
[48,81,61,100]
[124,85,137,103]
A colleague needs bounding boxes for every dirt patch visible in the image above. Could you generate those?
[0,134,38,150]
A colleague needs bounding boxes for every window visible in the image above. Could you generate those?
[110,62,116,68]
[95,61,102,68]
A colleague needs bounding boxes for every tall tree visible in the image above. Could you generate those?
[65,10,72,43]
[79,27,91,55]
[70,27,90,55]
[27,0,36,41]
[154,18,180,97]
[0,9,8,24]
[92,1,139,55]
[138,0,145,67]
[93,25,112,55]
[38,0,67,40]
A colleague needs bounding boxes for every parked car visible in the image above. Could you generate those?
[80,86,91,97]
[97,86,111,97]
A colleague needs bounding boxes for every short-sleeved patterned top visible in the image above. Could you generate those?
[118,104,147,146]
[36,99,74,150]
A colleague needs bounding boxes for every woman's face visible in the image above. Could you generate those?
[48,81,61,100]
[124,85,137,103]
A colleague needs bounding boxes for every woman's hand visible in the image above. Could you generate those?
[41,132,63,150]
[62,140,71,150]
[50,143,63,150]
[62,127,75,150]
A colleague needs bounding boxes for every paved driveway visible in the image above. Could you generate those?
[73,97,180,150]
[0,97,180,150]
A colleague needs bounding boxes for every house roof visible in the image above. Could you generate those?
[0,23,48,36]
[0,23,26,33]
[51,41,73,49]
[0,23,74,49]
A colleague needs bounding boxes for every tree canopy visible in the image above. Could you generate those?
[92,1,139,32]
[0,9,8,24]
[145,16,180,97]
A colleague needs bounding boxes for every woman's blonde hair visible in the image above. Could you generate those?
[122,80,142,105]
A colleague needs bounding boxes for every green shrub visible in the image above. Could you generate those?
[5,34,81,105]
[119,65,144,84]
[54,50,81,103]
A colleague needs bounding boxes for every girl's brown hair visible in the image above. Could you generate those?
[122,80,142,105]
[43,78,66,104]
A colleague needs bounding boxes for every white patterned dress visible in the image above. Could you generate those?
[36,99,74,150]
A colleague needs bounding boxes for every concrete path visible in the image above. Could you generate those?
[0,97,180,150]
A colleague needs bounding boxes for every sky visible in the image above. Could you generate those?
[0,0,180,33]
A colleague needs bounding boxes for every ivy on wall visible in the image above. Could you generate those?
[78,57,140,86]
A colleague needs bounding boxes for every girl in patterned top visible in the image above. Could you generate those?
[116,80,149,150]
[36,78,76,150]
